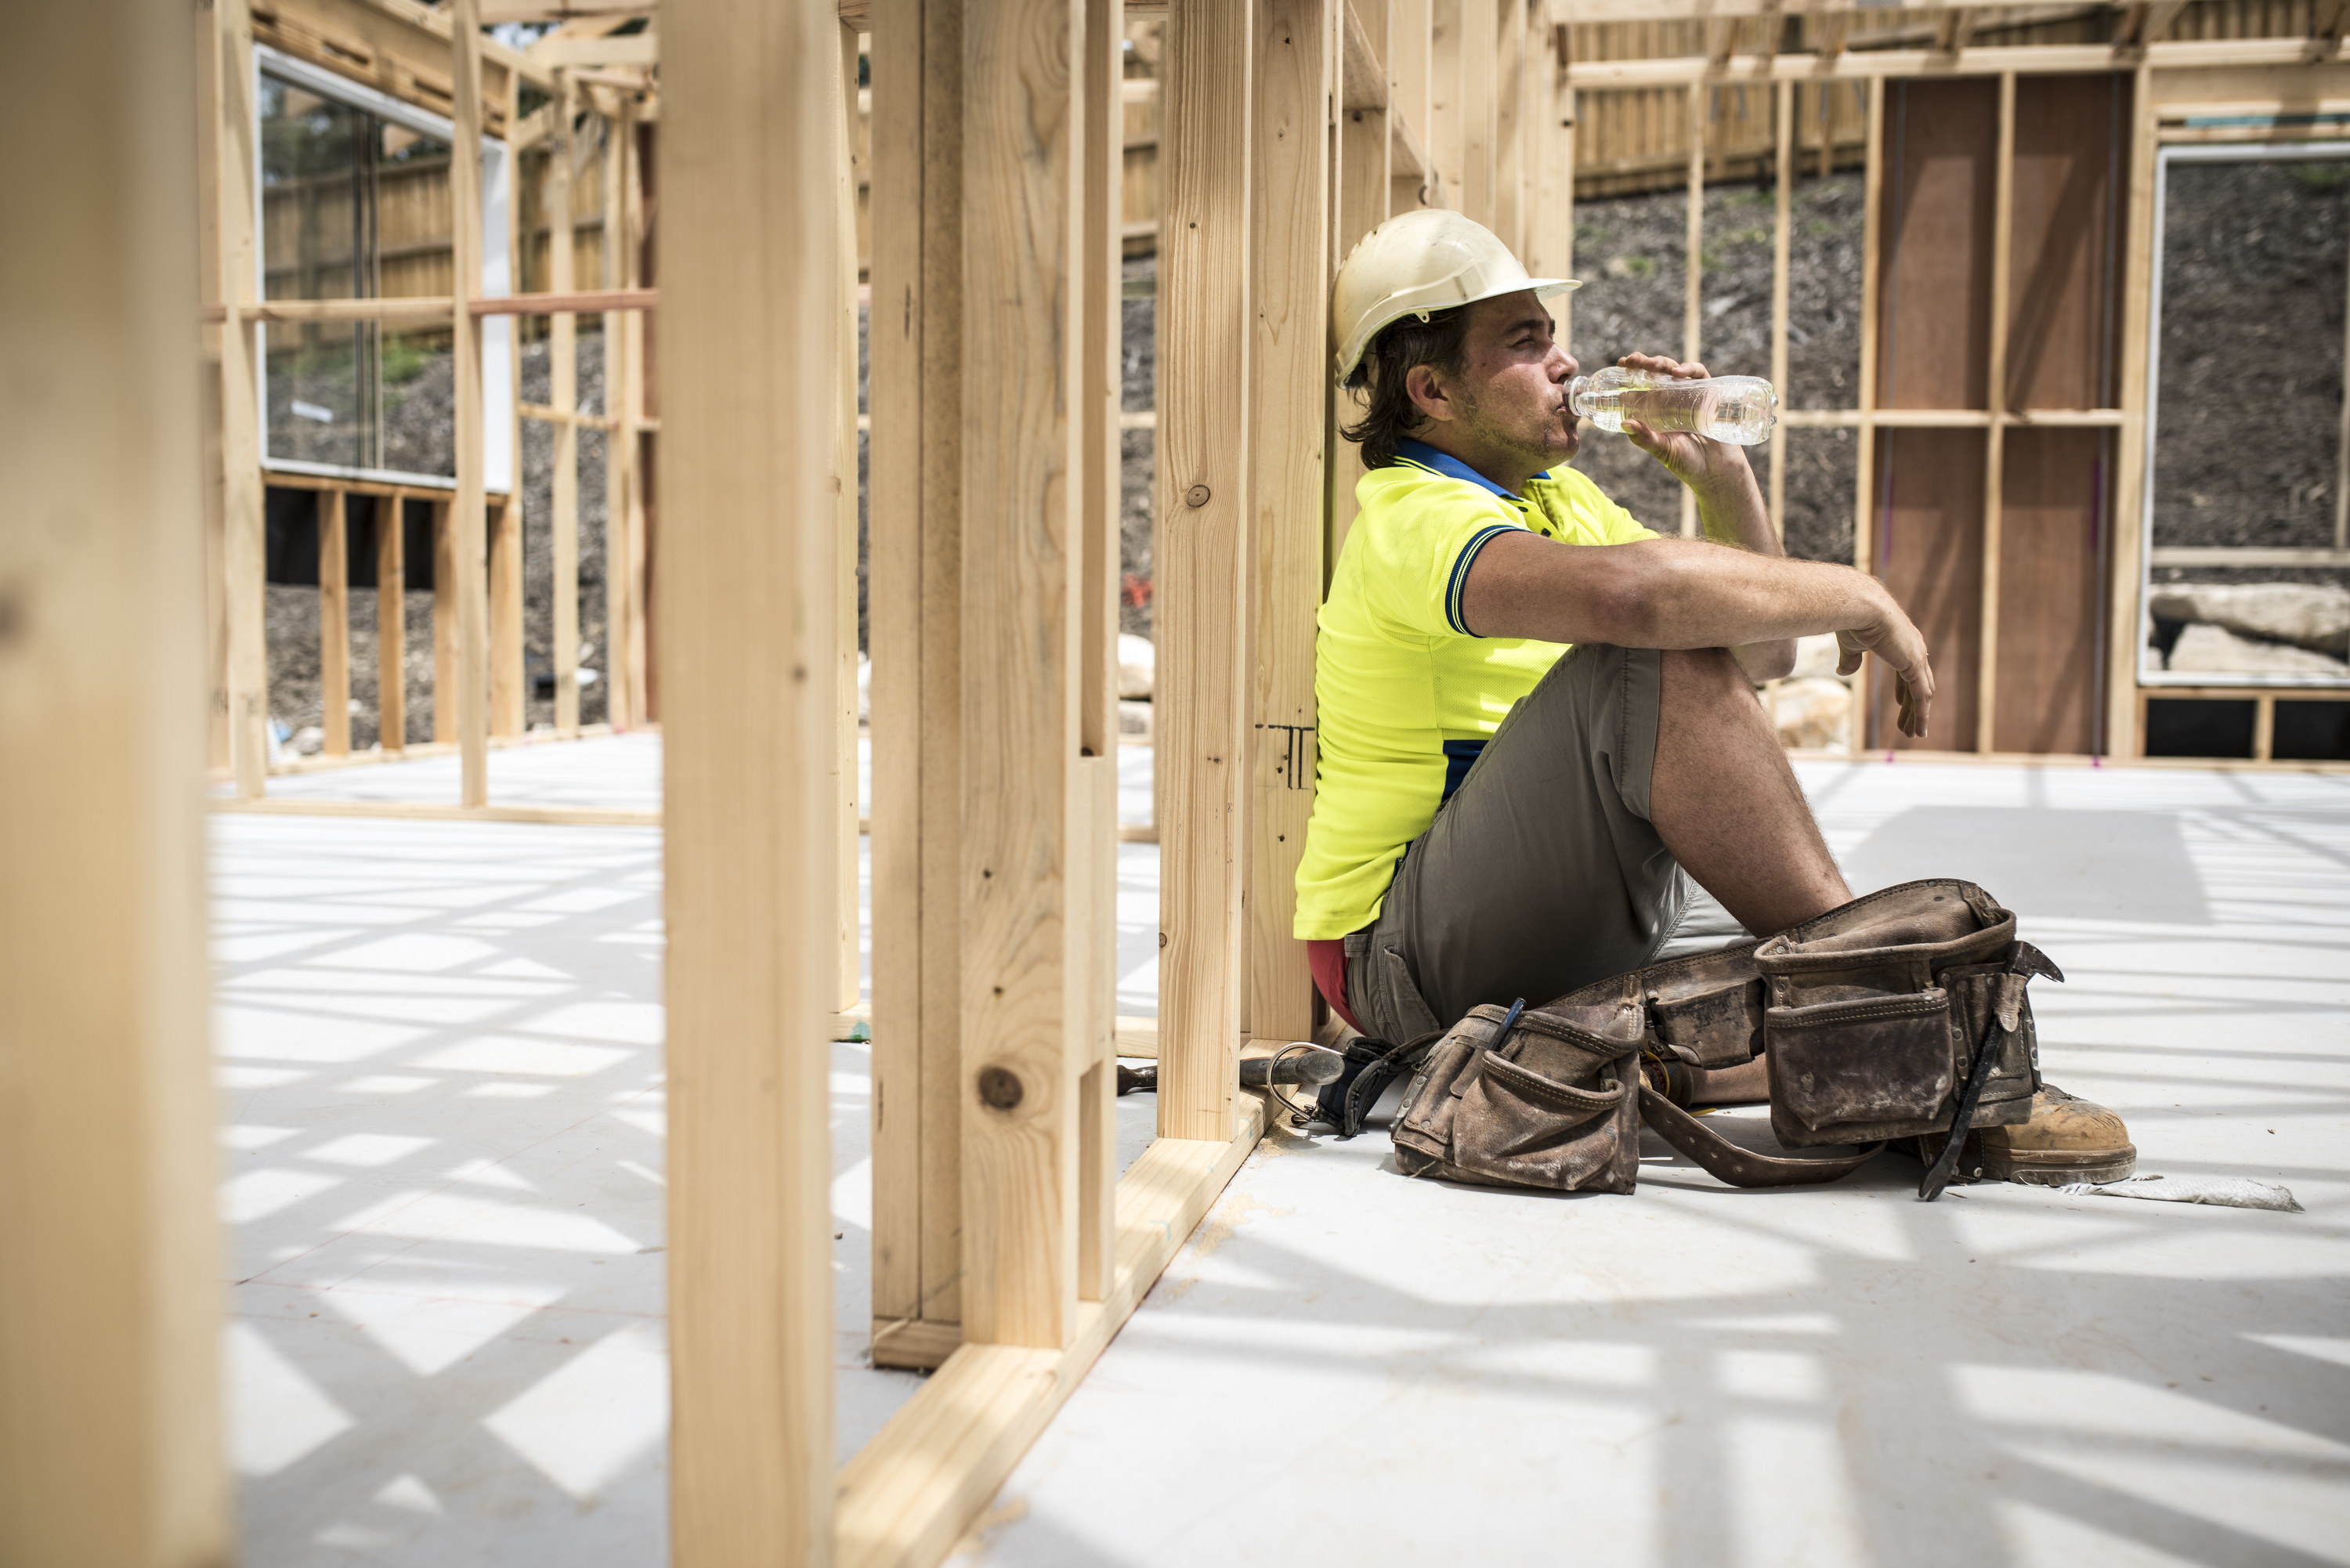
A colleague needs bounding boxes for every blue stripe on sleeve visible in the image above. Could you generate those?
[1444,523,1519,636]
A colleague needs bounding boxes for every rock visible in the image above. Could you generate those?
[1119,699,1154,739]
[291,725,325,757]
[2148,582,2350,656]
[2164,622,2350,676]
[1772,676,1852,751]
[1118,633,1155,700]
[1788,632,1846,680]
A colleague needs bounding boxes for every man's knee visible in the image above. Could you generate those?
[1660,645,1759,711]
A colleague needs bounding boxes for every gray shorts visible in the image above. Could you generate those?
[1342,642,1750,1043]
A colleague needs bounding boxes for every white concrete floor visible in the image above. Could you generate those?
[214,739,2350,1566]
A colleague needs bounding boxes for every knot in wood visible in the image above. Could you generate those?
[1184,484,1211,508]
[976,1065,1024,1111]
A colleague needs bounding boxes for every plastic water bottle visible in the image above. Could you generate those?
[1568,367,1779,445]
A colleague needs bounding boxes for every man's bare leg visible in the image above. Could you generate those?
[1650,647,1849,1107]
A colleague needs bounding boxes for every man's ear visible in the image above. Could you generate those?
[1405,363,1455,425]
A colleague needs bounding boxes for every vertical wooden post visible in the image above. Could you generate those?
[1076,0,1125,1304]
[1459,0,1495,226]
[217,0,267,797]
[603,103,634,730]
[490,492,524,739]
[1158,0,1253,1140]
[550,71,582,736]
[1331,0,1391,567]
[662,0,840,1558]
[1430,0,1462,210]
[958,0,1089,1350]
[1976,70,2016,757]
[1493,0,1524,246]
[379,491,408,750]
[320,489,352,755]
[2106,63,2157,762]
[869,0,967,1364]
[837,21,866,1015]
[1390,0,1430,211]
[1,1,227,1556]
[432,497,457,742]
[620,108,653,728]
[452,0,491,804]
[1767,78,1791,544]
[1854,78,1884,746]
[1681,78,1704,537]
[1249,0,1333,1047]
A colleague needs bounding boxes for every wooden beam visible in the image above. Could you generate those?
[550,73,582,736]
[604,103,636,730]
[1767,78,1791,544]
[1495,0,1528,255]
[490,493,525,738]
[1431,0,1462,211]
[835,20,865,1016]
[1157,0,1253,1140]
[452,0,491,806]
[432,499,457,743]
[1332,0,1392,567]
[211,797,660,826]
[1459,0,1496,226]
[2104,62,2155,761]
[1854,75,1883,590]
[1682,78,1702,538]
[618,102,652,728]
[1570,37,2350,89]
[320,490,352,755]
[1076,0,1126,1305]
[529,31,659,68]
[661,0,841,1558]
[1391,0,1431,213]
[956,0,1090,1351]
[219,0,268,800]
[473,287,660,314]
[1249,0,1332,1049]
[1,2,228,1555]
[1976,70,2014,757]
[378,492,409,750]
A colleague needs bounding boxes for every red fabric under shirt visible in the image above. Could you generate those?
[1307,938,1363,1036]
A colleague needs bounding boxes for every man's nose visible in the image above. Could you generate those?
[1552,346,1578,382]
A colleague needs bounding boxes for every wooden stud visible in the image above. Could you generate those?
[868,0,971,1363]
[1077,0,1126,1305]
[1682,78,1702,537]
[1390,0,1431,211]
[1976,70,2015,757]
[550,71,583,735]
[619,98,653,728]
[490,492,526,738]
[1495,0,1527,255]
[0,2,229,1553]
[2338,180,2350,555]
[378,492,409,750]
[432,500,457,742]
[660,0,841,1556]
[837,20,865,1015]
[320,490,352,755]
[453,0,493,807]
[218,0,268,800]
[2254,693,2276,761]
[1158,0,1253,1140]
[957,0,1089,1351]
[1431,0,1461,208]
[1854,75,1883,585]
[2106,63,2156,763]
[1768,77,1791,544]
[603,100,634,729]
[1330,0,1392,568]
[1248,0,1331,1050]
[1459,0,1496,225]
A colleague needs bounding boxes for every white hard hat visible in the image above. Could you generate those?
[1330,208,1578,383]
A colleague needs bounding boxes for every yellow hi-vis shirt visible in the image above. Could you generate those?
[1293,438,1660,941]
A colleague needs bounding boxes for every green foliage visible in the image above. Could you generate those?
[2287,161,2350,193]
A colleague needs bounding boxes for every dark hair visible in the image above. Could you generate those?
[1340,305,1472,470]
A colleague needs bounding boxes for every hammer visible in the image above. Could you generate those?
[1113,1043,1347,1097]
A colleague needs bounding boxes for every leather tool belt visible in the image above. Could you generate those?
[1364,880,2062,1201]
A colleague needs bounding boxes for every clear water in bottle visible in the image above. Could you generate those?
[1567,367,1779,446]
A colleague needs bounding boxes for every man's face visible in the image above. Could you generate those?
[1438,290,1580,467]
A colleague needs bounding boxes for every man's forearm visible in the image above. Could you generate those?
[1465,532,1885,653]
[1688,464,1794,678]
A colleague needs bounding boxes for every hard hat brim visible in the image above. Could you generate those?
[1333,276,1582,384]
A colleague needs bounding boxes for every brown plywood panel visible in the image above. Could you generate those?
[1877,78,1994,410]
[1871,428,1983,751]
[1994,428,2109,755]
[2006,74,2127,413]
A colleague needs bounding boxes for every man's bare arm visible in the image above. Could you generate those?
[1459,530,1936,738]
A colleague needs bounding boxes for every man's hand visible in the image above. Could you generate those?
[1614,353,1752,497]
[1837,608,1936,740]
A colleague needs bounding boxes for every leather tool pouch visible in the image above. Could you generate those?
[1389,879,2058,1199]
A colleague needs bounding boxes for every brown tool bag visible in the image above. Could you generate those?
[1386,879,2062,1201]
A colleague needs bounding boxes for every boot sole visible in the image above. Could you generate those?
[1983,1143,2136,1187]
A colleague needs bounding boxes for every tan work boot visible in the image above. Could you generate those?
[1978,1083,2135,1187]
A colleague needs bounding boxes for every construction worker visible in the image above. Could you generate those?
[1299,209,2133,1183]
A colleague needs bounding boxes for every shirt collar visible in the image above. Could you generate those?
[1394,438,1549,502]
